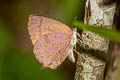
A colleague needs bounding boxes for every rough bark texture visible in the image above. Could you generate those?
[74,0,116,80]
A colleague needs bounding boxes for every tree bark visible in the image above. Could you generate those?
[74,0,116,80]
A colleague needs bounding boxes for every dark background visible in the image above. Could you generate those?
[0,0,85,80]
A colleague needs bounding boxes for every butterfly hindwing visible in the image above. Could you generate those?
[33,33,72,69]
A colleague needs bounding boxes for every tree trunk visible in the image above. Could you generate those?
[74,0,116,80]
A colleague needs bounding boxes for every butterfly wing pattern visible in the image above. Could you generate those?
[27,14,77,69]
[34,33,71,69]
[28,14,72,45]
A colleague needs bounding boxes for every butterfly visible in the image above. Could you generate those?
[27,14,78,69]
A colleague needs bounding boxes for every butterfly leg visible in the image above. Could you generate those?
[73,49,80,54]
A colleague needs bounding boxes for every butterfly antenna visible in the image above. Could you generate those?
[71,16,77,28]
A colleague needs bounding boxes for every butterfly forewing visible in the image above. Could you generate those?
[28,14,72,45]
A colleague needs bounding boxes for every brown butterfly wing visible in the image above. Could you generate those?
[27,15,42,45]
[27,14,72,45]
[33,33,72,69]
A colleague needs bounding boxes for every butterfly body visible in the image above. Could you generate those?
[67,28,77,62]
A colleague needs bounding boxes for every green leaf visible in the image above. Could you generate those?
[73,21,120,43]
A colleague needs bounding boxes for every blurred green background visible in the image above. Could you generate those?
[0,0,85,80]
